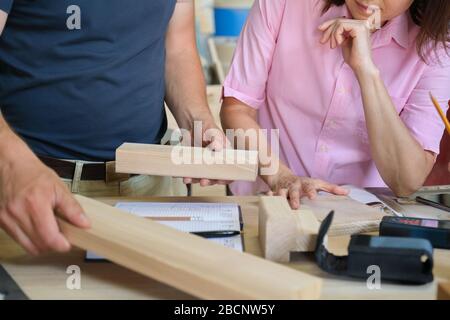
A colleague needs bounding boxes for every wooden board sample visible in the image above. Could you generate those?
[438,282,450,300]
[259,197,320,262]
[116,143,258,181]
[58,195,321,300]
[259,195,386,262]
[302,195,386,236]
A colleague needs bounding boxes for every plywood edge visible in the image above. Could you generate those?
[59,195,322,300]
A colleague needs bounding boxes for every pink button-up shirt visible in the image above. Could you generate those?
[223,0,450,195]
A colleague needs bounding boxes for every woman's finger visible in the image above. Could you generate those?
[318,19,336,31]
[320,23,335,44]
[317,180,349,195]
[288,185,301,209]
[330,22,342,49]
[277,188,288,199]
[302,181,318,200]
[333,23,346,47]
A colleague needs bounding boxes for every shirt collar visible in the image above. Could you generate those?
[373,12,410,49]
[336,5,410,49]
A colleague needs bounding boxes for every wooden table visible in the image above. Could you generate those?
[1,196,449,300]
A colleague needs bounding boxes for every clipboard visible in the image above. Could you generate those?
[86,202,245,262]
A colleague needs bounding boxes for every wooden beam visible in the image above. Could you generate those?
[301,195,385,236]
[438,282,450,300]
[58,195,322,299]
[115,143,258,181]
[259,195,386,262]
[259,197,320,262]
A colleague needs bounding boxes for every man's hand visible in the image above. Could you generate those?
[0,133,90,255]
[165,2,233,187]
[264,165,349,210]
[182,119,233,187]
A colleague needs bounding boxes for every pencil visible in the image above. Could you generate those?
[430,92,450,135]
[145,216,191,222]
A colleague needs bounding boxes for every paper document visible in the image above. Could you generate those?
[86,202,244,261]
[344,185,403,217]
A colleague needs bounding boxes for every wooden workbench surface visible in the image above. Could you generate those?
[1,196,449,300]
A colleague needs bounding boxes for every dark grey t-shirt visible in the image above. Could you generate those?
[0,0,177,160]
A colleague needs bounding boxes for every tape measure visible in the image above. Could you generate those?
[380,216,450,249]
[315,212,434,285]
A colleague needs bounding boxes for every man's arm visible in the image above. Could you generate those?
[164,1,213,132]
[0,9,8,36]
[0,13,90,255]
[165,1,229,186]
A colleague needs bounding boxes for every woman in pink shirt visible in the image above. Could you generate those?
[221,0,450,209]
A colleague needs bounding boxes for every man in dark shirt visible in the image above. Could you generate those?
[0,1,226,255]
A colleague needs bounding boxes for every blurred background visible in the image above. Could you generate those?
[195,0,253,85]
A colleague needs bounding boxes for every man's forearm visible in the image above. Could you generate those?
[357,69,433,196]
[0,115,35,161]
[0,115,17,147]
[165,47,213,131]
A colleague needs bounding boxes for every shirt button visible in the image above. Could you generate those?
[319,145,329,153]
[328,120,337,129]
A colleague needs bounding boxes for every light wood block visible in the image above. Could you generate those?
[116,143,258,182]
[302,195,386,236]
[259,197,320,262]
[259,195,386,262]
[438,282,450,300]
[57,195,321,300]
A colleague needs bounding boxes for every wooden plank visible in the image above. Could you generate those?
[116,143,258,181]
[58,195,321,300]
[438,282,450,300]
[259,195,385,262]
[2,196,444,300]
[259,197,320,262]
[302,195,385,236]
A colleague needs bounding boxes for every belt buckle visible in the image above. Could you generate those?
[105,161,131,183]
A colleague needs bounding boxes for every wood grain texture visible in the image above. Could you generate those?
[2,196,447,300]
[302,195,385,236]
[58,195,321,300]
[116,143,258,181]
[260,195,386,262]
[438,282,450,300]
[259,197,320,262]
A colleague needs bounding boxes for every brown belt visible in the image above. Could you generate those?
[38,156,134,182]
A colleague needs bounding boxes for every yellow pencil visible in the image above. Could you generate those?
[430,92,450,135]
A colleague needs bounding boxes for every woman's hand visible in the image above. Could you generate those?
[264,166,349,210]
[318,13,379,74]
